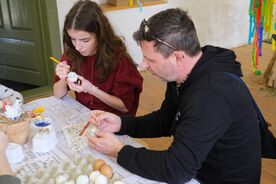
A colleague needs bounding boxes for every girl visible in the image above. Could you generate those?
[54,0,143,115]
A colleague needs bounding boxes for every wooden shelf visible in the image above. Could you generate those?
[100,0,167,12]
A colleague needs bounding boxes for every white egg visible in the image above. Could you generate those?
[113,181,124,184]
[88,125,98,137]
[71,168,82,180]
[76,175,89,184]
[55,173,69,184]
[68,72,78,82]
[95,174,108,184]
[89,170,101,181]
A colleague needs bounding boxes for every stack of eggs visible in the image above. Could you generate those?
[20,155,124,184]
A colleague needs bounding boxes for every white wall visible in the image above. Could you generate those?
[56,0,250,64]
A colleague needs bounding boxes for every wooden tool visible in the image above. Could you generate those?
[79,121,90,136]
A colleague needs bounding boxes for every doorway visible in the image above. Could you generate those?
[0,0,61,100]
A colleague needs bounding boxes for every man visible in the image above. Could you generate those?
[86,8,261,184]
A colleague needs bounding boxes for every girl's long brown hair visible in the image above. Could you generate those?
[63,0,134,82]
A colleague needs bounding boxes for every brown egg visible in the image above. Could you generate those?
[100,164,113,179]
[93,159,105,171]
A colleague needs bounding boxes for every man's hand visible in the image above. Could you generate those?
[89,110,122,133]
[86,130,124,157]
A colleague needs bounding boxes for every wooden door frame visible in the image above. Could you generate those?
[22,0,62,101]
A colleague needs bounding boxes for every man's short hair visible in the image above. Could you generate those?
[133,8,201,58]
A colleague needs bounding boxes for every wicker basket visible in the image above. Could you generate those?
[0,112,30,144]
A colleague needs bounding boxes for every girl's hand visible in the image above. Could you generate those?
[55,61,70,80]
[67,75,96,94]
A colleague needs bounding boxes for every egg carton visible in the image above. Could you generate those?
[21,155,123,184]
